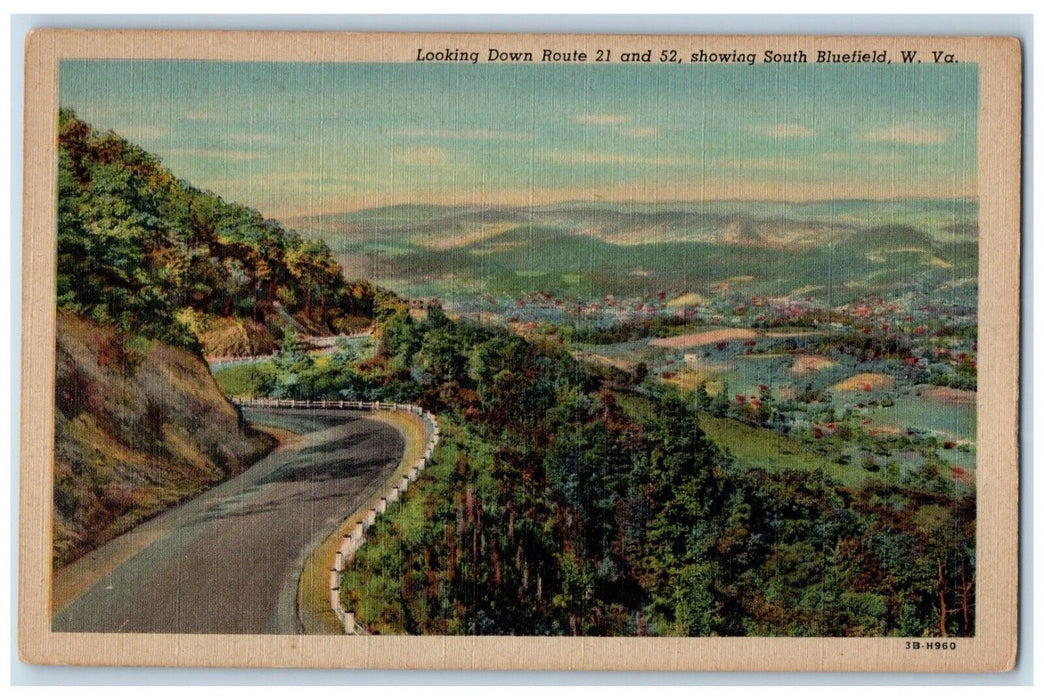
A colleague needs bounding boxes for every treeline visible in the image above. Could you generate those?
[568,315,697,345]
[264,304,974,636]
[56,109,375,351]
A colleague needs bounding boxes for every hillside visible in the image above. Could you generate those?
[291,200,978,305]
[53,311,276,568]
[218,302,976,637]
[56,109,375,357]
[52,111,380,567]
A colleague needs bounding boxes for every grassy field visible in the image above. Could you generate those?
[615,393,870,487]
[696,413,870,487]
[212,360,277,397]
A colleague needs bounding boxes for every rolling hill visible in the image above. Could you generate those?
[289,199,978,306]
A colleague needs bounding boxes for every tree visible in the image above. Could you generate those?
[695,380,712,409]
[55,109,367,350]
[272,329,314,397]
[712,380,730,416]
[331,338,359,367]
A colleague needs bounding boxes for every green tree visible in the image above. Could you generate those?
[272,329,314,397]
[695,380,712,409]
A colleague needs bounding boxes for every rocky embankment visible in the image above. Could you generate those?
[53,311,276,568]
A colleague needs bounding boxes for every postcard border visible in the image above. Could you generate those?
[18,29,1022,672]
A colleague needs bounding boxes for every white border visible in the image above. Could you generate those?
[4,10,1034,691]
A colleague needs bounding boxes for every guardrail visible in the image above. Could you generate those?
[208,331,374,367]
[233,397,421,413]
[231,396,440,635]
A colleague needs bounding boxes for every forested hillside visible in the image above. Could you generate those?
[52,111,376,567]
[56,109,375,357]
[56,111,974,635]
[220,305,976,637]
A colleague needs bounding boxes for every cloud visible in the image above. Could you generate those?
[576,114,631,126]
[539,150,688,167]
[819,151,906,165]
[184,110,216,121]
[860,124,952,145]
[273,172,373,186]
[757,124,814,139]
[116,125,169,140]
[389,128,526,141]
[164,148,264,161]
[716,156,808,170]
[277,175,977,217]
[228,132,286,145]
[620,127,659,138]
[394,146,450,167]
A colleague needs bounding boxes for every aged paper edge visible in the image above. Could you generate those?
[18,30,1022,672]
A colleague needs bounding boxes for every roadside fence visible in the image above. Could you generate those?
[231,396,440,635]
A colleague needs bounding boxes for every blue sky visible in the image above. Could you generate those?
[59,59,978,219]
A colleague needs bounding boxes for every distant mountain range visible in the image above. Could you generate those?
[288,199,978,306]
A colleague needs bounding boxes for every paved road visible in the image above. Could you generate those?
[207,332,373,371]
[52,408,403,634]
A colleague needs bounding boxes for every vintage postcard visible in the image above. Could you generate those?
[19,30,1021,671]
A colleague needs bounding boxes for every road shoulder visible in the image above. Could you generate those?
[296,409,430,634]
[50,425,301,615]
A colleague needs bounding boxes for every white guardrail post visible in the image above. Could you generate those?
[230,395,440,634]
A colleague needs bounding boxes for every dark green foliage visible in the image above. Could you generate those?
[271,330,314,398]
[56,109,374,350]
[330,308,975,637]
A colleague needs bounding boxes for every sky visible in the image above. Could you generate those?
[58,59,978,220]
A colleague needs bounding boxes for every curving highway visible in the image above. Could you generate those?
[51,408,404,634]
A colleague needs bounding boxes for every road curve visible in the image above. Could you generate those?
[52,408,404,634]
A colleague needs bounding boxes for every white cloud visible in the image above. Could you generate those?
[116,124,169,141]
[716,156,808,170]
[394,146,450,167]
[539,150,688,167]
[389,128,525,141]
[758,124,814,139]
[164,148,264,161]
[820,152,905,165]
[860,124,952,145]
[620,127,659,138]
[273,172,373,186]
[228,132,286,145]
[576,114,631,126]
[184,110,216,121]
